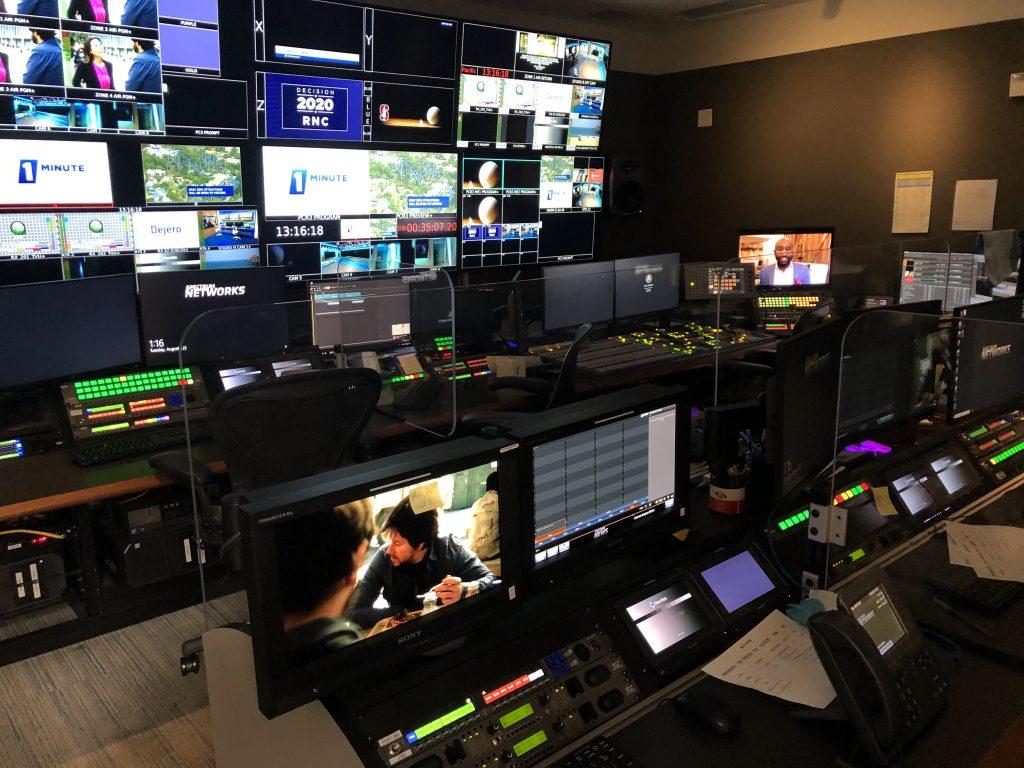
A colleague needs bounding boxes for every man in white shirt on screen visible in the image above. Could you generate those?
[760,237,811,286]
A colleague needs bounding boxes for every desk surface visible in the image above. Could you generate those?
[0,337,769,522]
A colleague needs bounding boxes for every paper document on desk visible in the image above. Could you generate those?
[702,610,836,709]
[946,522,1024,583]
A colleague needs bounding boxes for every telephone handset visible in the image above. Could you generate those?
[808,571,949,766]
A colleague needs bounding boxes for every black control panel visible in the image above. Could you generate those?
[373,631,638,768]
[959,410,1024,484]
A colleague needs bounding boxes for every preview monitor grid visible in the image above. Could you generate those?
[458,23,609,152]
[461,155,603,269]
[0,0,225,135]
[261,145,458,281]
[0,206,260,279]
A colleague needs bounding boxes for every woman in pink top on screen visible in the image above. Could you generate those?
[72,37,115,90]
[66,0,109,23]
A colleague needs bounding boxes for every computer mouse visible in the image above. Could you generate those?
[672,689,741,736]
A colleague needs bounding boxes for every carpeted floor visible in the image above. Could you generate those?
[0,592,246,768]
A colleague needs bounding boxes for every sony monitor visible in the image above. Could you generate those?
[0,274,141,389]
[137,266,287,365]
[738,229,833,288]
[240,437,521,718]
[613,253,681,320]
[950,295,1024,421]
[506,385,688,583]
[543,261,614,331]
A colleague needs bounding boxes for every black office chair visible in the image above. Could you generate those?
[149,367,382,673]
[461,323,594,435]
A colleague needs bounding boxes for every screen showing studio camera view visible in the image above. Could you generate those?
[738,232,832,287]
[0,0,224,135]
[532,405,677,567]
[271,463,502,667]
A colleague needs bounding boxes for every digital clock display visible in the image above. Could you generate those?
[271,220,342,242]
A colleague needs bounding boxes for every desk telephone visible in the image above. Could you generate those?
[808,572,949,766]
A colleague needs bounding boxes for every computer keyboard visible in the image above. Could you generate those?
[927,567,1024,612]
[553,736,646,768]
[70,425,210,467]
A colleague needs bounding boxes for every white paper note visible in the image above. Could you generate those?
[702,610,836,709]
[809,589,840,611]
[946,523,1024,582]
[892,171,934,234]
[952,179,998,231]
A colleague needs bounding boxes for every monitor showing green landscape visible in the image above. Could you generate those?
[141,144,244,205]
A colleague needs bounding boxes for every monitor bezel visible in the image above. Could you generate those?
[692,544,790,628]
[613,567,727,673]
[739,227,835,291]
[506,384,690,592]
[612,252,682,321]
[240,436,523,719]
[949,295,1024,423]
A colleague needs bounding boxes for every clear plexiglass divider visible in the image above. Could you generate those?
[174,269,454,634]
[821,299,1024,591]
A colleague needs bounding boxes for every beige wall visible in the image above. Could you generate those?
[654,0,1024,74]
[367,0,1024,75]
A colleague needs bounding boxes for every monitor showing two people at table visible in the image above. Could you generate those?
[271,462,502,668]
[739,230,832,287]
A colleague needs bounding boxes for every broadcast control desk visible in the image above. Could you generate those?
[206,387,1024,768]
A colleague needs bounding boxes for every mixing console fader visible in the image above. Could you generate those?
[373,631,638,767]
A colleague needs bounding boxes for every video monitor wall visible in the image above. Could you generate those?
[0,0,242,137]
[0,206,260,284]
[461,155,603,268]
[458,24,609,151]
[261,145,458,281]
[738,231,833,287]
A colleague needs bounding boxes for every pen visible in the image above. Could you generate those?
[930,596,997,640]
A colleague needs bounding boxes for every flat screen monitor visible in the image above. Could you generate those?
[951,295,1024,421]
[457,24,610,152]
[899,252,989,311]
[141,144,243,205]
[614,253,681,320]
[0,4,226,136]
[513,386,688,574]
[0,275,141,388]
[769,318,845,498]
[460,155,603,269]
[0,140,113,209]
[260,146,458,279]
[240,437,520,717]
[310,277,412,350]
[543,261,613,331]
[738,230,833,287]
[137,266,287,365]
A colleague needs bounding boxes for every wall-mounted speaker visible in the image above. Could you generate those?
[609,158,645,216]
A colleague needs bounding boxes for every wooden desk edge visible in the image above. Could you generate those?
[0,461,227,523]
